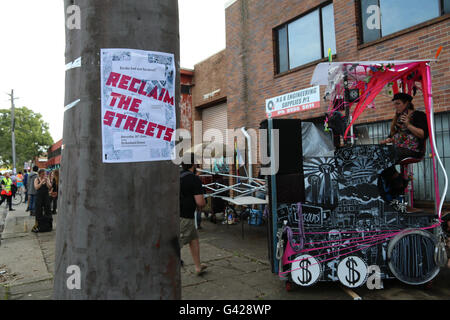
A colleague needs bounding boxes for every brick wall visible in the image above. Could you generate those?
[225,0,450,132]
[192,49,227,110]
[46,139,63,168]
[180,69,194,131]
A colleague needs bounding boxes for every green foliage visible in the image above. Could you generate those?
[0,107,53,169]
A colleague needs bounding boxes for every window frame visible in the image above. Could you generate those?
[181,84,191,95]
[275,1,335,75]
[359,0,450,45]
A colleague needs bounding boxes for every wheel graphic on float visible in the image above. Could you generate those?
[387,229,440,285]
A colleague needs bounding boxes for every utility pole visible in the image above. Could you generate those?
[7,90,18,174]
[53,1,181,299]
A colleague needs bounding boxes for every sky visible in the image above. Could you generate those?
[0,0,226,142]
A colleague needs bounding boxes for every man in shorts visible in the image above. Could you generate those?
[180,153,207,276]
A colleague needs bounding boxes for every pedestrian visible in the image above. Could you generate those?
[27,166,39,215]
[49,170,59,215]
[180,153,208,276]
[31,169,53,233]
[0,172,15,211]
[16,171,24,192]
[10,172,18,200]
[23,169,29,203]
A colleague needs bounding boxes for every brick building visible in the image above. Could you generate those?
[192,49,228,145]
[46,139,63,170]
[180,69,194,131]
[189,0,450,203]
[33,155,48,170]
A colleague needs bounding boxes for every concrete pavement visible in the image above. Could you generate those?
[0,202,54,300]
[0,204,449,300]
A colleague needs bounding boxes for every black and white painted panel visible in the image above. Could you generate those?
[275,145,439,287]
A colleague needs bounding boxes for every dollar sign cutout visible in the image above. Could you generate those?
[337,256,368,288]
[291,255,321,287]
[345,258,361,285]
[298,259,312,285]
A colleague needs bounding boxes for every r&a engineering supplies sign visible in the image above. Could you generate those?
[101,48,176,163]
[265,86,320,118]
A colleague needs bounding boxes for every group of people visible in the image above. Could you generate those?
[0,171,31,211]
[0,166,59,233]
[27,166,59,233]
[0,171,18,211]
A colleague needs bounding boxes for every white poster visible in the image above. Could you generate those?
[101,48,176,163]
[265,86,321,119]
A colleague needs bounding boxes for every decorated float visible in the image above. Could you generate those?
[264,58,448,290]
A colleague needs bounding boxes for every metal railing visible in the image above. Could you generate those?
[197,169,266,199]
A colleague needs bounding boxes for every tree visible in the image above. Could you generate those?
[0,107,54,170]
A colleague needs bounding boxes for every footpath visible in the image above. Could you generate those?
[0,202,53,300]
[0,204,449,300]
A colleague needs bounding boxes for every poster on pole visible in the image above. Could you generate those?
[101,48,176,163]
[265,86,321,118]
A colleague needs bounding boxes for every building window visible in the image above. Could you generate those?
[48,148,62,159]
[360,0,450,44]
[181,85,191,95]
[276,2,336,74]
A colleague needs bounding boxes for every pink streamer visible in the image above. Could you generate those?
[279,234,398,276]
[344,63,421,139]
[280,223,442,277]
[421,63,442,221]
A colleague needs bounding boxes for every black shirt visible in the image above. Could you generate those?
[408,110,429,154]
[52,178,58,193]
[180,170,204,219]
[36,178,50,196]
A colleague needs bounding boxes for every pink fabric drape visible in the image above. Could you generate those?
[344,62,421,138]
[341,61,442,219]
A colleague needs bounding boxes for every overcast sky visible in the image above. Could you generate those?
[0,0,226,142]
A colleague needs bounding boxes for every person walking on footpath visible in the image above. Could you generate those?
[16,171,24,192]
[0,172,15,211]
[10,172,18,200]
[23,169,29,203]
[31,169,53,233]
[180,153,208,276]
[49,169,59,214]
[27,166,39,215]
